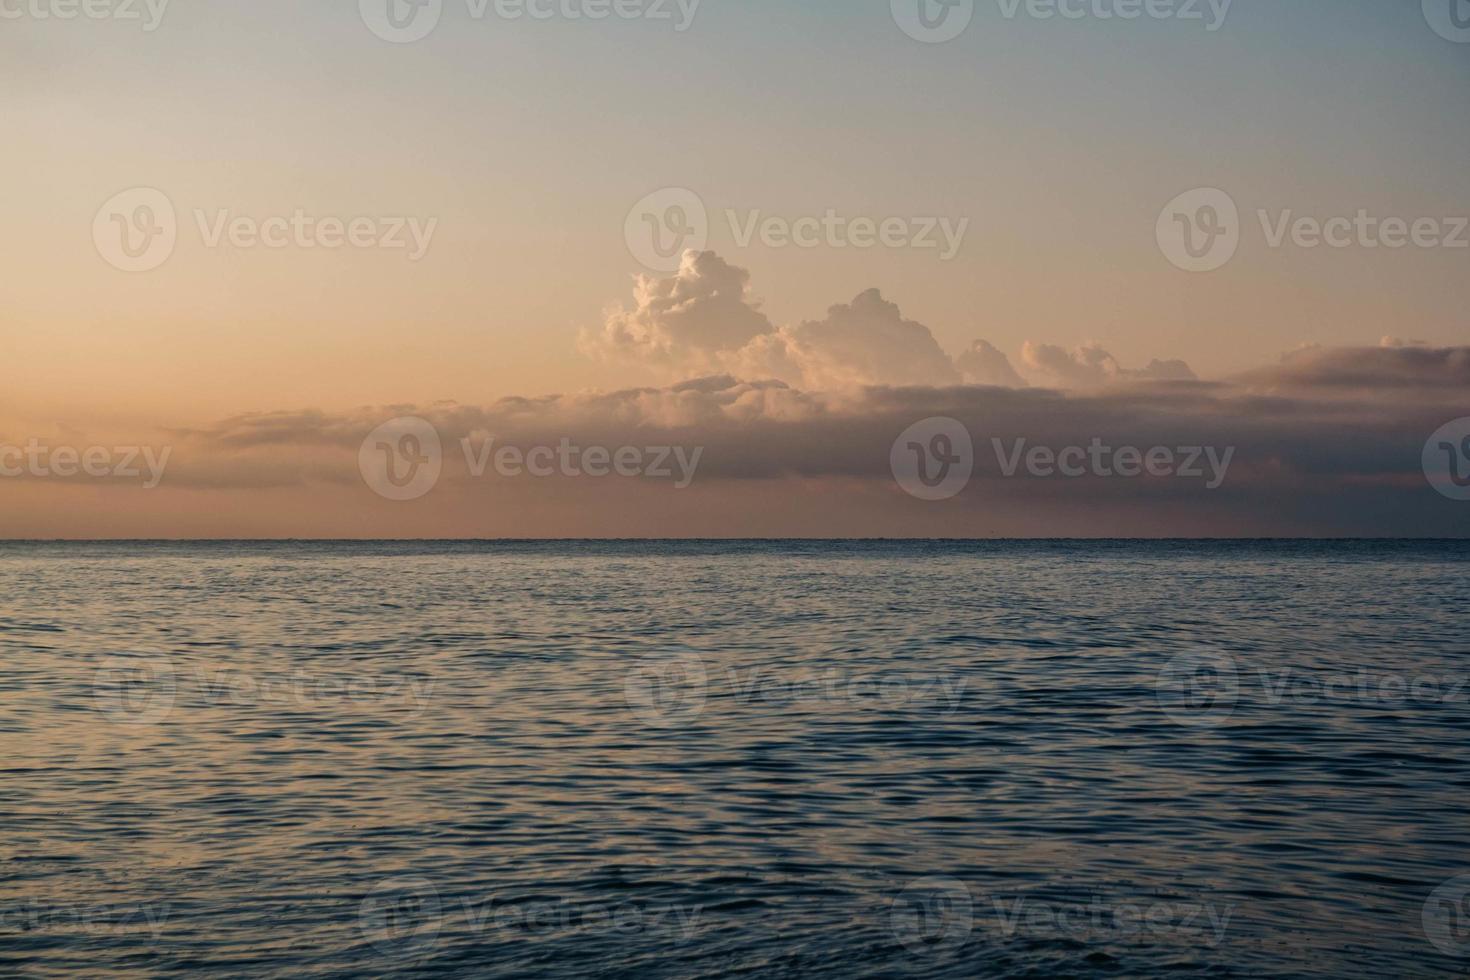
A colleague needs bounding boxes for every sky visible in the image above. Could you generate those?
[1,0,1467,536]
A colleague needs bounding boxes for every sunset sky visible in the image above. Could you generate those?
[2,0,1467,536]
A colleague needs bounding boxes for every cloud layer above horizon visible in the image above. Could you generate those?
[2,252,1466,538]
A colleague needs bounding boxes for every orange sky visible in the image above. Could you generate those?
[2,0,1466,535]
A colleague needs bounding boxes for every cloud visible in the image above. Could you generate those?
[585,250,1192,394]
[1238,344,1470,395]
[582,250,775,373]
[1019,342,1198,388]
[2,359,1461,537]
[47,340,1439,537]
[584,251,959,390]
[4,253,1458,537]
[956,340,1027,387]
[757,288,962,390]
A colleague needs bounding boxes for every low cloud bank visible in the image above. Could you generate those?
[4,252,1465,537]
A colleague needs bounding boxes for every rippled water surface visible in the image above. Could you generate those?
[1,541,1467,977]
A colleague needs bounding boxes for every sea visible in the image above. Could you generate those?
[1,540,1466,977]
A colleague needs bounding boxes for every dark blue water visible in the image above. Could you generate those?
[1,541,1467,977]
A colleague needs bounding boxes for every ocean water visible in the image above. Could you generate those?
[0,540,1467,978]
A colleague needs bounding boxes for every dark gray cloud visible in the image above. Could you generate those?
[1237,344,1470,394]
[133,345,1470,537]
